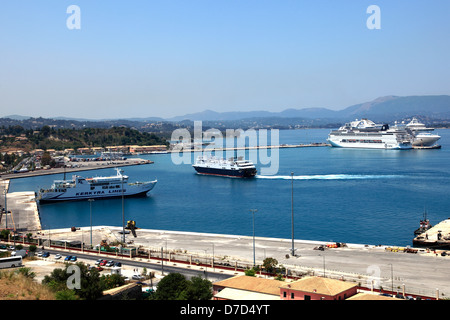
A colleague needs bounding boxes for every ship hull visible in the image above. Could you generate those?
[38,189,151,203]
[193,166,256,178]
[38,181,156,203]
[412,135,441,147]
[327,137,412,150]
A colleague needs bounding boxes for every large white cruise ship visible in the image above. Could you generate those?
[38,168,157,202]
[406,117,441,147]
[327,119,413,150]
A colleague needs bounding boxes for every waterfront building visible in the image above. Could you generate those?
[279,276,357,300]
[213,275,282,300]
[213,275,361,301]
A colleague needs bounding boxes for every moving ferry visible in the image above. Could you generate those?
[38,168,157,202]
[193,156,257,178]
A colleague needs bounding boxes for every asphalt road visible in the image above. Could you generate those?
[33,247,233,283]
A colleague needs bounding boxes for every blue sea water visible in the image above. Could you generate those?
[8,129,450,247]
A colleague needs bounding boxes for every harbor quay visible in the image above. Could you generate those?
[1,182,450,299]
[168,143,331,153]
[0,157,153,180]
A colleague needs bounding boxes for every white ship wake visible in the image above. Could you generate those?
[255,174,402,180]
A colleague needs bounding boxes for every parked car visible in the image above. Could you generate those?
[36,251,43,257]
[105,260,114,267]
[96,267,104,271]
[99,260,108,266]
[113,262,122,267]
[70,256,77,262]
[132,274,144,280]
[42,252,50,258]
[55,254,62,259]
[95,259,102,266]
[65,255,72,261]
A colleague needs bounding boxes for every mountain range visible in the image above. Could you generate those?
[3,95,450,127]
[165,95,450,122]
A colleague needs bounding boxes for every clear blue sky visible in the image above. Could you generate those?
[0,1,449,119]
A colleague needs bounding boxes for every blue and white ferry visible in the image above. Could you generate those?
[38,168,157,202]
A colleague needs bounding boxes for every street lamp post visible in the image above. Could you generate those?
[250,209,257,267]
[320,254,326,277]
[389,263,394,294]
[121,171,125,244]
[3,188,7,229]
[88,199,94,248]
[291,172,296,256]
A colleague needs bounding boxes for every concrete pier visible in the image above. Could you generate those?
[169,143,330,153]
[0,179,41,232]
[413,218,450,249]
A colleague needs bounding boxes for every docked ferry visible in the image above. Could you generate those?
[37,168,157,202]
[327,119,413,150]
[193,156,257,178]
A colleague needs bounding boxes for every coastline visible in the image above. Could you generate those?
[0,158,153,180]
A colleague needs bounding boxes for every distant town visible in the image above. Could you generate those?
[0,125,169,174]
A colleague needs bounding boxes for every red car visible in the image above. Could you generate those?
[99,259,108,266]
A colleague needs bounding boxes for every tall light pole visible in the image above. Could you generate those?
[291,172,296,256]
[389,263,394,294]
[319,254,326,277]
[121,170,125,244]
[250,209,257,267]
[88,198,94,248]
[4,188,8,230]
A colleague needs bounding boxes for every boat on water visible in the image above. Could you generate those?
[414,211,432,236]
[37,168,157,202]
[406,117,441,147]
[192,156,257,178]
[327,118,413,150]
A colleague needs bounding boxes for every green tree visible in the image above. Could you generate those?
[0,229,10,240]
[28,245,37,254]
[152,273,212,300]
[55,289,79,300]
[41,152,52,166]
[43,267,68,292]
[180,276,213,300]
[152,273,188,300]
[100,273,125,290]
[244,268,256,277]
[262,257,278,274]
[42,262,103,300]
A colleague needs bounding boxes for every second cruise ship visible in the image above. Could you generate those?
[406,117,441,147]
